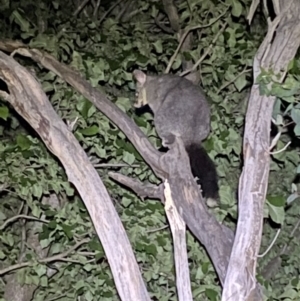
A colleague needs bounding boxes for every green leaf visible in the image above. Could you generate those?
[16,134,32,150]
[61,224,73,239]
[79,100,94,119]
[122,196,133,207]
[0,250,6,260]
[115,97,131,112]
[79,125,99,136]
[294,123,300,136]
[34,264,47,277]
[145,243,157,256]
[107,58,121,71]
[153,40,163,54]
[291,108,300,124]
[11,10,31,32]
[202,262,210,274]
[32,183,43,198]
[122,151,135,165]
[88,239,103,252]
[61,182,75,196]
[232,0,243,17]
[94,144,106,158]
[42,82,54,93]
[234,74,247,92]
[278,288,298,299]
[31,204,42,218]
[40,238,52,249]
[136,54,149,66]
[84,291,93,301]
[40,275,48,287]
[0,106,9,120]
[267,195,286,207]
[48,220,57,229]
[51,243,63,254]
[267,202,285,225]
[83,263,94,272]
[205,288,218,301]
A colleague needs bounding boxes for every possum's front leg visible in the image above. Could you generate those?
[154,114,177,148]
[155,123,176,147]
[160,133,176,148]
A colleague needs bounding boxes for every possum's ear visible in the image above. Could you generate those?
[133,70,147,85]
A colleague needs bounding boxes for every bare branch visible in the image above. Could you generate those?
[73,0,91,17]
[0,239,89,276]
[0,214,49,231]
[109,172,163,200]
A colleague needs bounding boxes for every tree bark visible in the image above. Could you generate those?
[222,1,300,300]
[0,52,151,301]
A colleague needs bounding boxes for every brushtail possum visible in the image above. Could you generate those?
[133,70,219,202]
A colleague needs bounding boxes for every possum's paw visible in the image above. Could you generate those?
[161,134,176,147]
[205,197,219,208]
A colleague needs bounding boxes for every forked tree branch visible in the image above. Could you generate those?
[0,40,235,286]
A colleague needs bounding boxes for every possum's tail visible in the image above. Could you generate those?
[185,143,219,202]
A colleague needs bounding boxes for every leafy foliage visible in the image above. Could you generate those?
[0,0,300,300]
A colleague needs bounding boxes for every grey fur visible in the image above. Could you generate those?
[133,70,211,147]
[133,70,219,201]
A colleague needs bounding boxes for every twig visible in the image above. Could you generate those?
[281,217,300,255]
[93,0,101,18]
[109,172,163,200]
[216,67,252,94]
[19,205,29,261]
[146,225,169,233]
[180,22,228,77]
[257,228,281,257]
[0,214,49,231]
[165,7,229,74]
[270,141,291,154]
[0,239,89,276]
[154,16,174,34]
[73,0,91,17]
[94,163,140,168]
[99,0,123,24]
[116,0,131,21]
[44,292,68,301]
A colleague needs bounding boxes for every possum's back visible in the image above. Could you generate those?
[147,74,211,144]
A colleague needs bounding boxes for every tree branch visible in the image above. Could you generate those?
[222,1,300,300]
[0,51,151,301]
[0,40,234,285]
